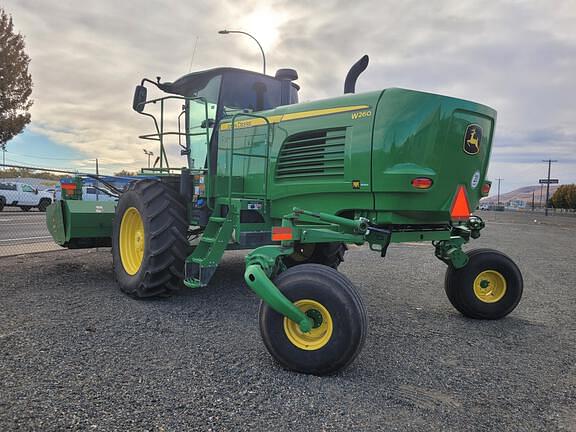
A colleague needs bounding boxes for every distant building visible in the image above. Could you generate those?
[509,199,526,209]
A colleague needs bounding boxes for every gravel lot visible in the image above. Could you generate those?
[1,211,574,431]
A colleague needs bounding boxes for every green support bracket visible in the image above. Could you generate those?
[244,264,312,333]
[244,244,313,334]
[434,236,469,269]
[245,245,292,275]
[292,208,369,234]
[433,216,486,268]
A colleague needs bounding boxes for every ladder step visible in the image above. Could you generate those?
[209,216,227,223]
[184,278,203,289]
[191,257,204,264]
[201,236,215,244]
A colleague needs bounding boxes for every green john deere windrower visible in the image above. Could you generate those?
[47,55,523,375]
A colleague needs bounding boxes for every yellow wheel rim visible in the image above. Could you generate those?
[119,207,145,275]
[473,270,507,303]
[283,299,333,351]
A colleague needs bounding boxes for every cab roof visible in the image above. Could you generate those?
[158,67,277,97]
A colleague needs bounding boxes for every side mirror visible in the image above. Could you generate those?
[201,119,215,129]
[132,85,147,112]
[34,189,38,194]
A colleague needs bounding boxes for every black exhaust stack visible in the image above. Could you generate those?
[344,55,369,94]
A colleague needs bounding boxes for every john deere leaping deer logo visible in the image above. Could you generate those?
[464,124,482,155]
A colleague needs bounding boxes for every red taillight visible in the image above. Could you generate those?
[272,227,293,241]
[451,185,471,220]
[411,177,433,189]
[481,182,491,197]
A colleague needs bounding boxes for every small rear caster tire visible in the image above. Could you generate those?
[258,264,367,375]
[445,248,523,319]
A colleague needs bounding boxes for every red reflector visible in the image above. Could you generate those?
[411,177,433,189]
[451,185,471,220]
[481,182,491,197]
[61,183,77,190]
[272,227,293,241]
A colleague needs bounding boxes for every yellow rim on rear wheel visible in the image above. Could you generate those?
[473,270,507,303]
[119,207,145,275]
[283,299,333,351]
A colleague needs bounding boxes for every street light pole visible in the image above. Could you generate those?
[496,178,503,206]
[143,149,154,168]
[218,29,266,75]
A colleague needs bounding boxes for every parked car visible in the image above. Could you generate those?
[0,181,53,212]
[54,184,118,202]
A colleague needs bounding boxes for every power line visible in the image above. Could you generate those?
[4,156,76,171]
[4,150,87,161]
[4,155,118,168]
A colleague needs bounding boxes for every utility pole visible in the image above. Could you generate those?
[1,143,5,170]
[95,158,100,201]
[496,178,503,206]
[542,159,557,216]
[539,183,544,209]
[532,190,535,211]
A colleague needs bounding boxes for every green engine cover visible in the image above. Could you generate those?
[216,87,495,225]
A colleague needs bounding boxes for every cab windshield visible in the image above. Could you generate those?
[187,75,221,170]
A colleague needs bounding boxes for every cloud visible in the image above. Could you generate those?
[2,0,575,188]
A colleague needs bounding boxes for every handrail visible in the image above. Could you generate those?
[135,95,209,174]
[228,113,272,213]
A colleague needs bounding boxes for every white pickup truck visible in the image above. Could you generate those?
[0,181,53,212]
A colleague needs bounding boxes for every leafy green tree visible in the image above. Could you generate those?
[565,185,576,210]
[114,170,137,177]
[0,8,33,152]
[551,185,576,210]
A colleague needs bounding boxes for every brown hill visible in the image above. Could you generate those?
[481,185,560,206]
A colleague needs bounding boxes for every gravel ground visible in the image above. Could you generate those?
[0,211,574,431]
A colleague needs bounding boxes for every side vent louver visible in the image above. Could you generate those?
[276,128,347,180]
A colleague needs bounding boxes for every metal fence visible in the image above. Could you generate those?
[1,163,575,257]
[0,173,59,256]
[0,164,118,257]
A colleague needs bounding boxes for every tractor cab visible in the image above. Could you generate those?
[132,67,299,174]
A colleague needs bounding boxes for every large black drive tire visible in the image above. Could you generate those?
[112,180,188,298]
[38,198,51,212]
[284,242,347,270]
[445,248,523,320]
[259,264,367,375]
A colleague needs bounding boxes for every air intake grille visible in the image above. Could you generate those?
[276,128,347,180]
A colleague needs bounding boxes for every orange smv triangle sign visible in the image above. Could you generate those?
[451,185,471,220]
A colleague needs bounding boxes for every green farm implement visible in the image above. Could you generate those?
[47,55,523,374]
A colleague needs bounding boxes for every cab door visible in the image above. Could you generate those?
[19,184,37,205]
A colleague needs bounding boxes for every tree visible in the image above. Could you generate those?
[550,185,576,210]
[0,8,33,152]
[114,170,137,177]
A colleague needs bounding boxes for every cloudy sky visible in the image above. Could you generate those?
[2,0,575,192]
